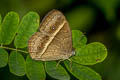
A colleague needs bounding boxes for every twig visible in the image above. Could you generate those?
[0,46,28,53]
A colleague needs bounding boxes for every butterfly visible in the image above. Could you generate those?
[28,9,75,61]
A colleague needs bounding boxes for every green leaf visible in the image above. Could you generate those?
[8,51,26,76]
[0,15,2,24]
[66,6,95,31]
[0,15,2,44]
[72,30,87,48]
[0,48,8,68]
[72,42,107,65]
[26,55,46,80]
[0,12,19,45]
[45,61,70,80]
[14,11,39,48]
[64,60,102,80]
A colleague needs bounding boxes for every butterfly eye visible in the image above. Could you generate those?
[51,26,55,30]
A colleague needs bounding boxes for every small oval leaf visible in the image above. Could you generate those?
[1,12,19,45]
[0,48,8,68]
[64,60,102,80]
[9,51,26,76]
[45,61,70,80]
[14,11,39,48]
[26,55,46,80]
[72,42,107,65]
[72,30,87,48]
[0,14,2,44]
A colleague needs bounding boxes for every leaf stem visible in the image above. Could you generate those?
[0,46,28,53]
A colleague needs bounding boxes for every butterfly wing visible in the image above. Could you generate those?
[28,10,73,61]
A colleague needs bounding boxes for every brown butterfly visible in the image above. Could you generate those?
[28,9,75,61]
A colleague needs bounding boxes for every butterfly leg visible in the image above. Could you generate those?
[56,59,65,68]
[67,59,73,71]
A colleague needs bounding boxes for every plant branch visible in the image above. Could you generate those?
[0,46,28,53]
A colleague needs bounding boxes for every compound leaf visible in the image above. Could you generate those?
[64,60,102,80]
[9,51,26,76]
[26,55,46,80]
[45,61,70,80]
[0,12,19,45]
[14,11,39,48]
[72,30,87,48]
[0,48,8,68]
[72,42,107,65]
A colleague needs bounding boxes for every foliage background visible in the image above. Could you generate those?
[0,0,120,80]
